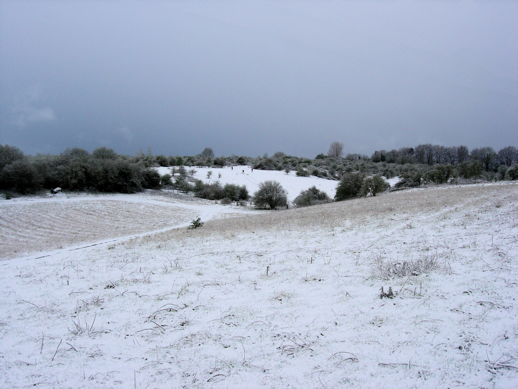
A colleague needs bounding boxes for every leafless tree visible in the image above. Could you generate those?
[471,147,497,171]
[328,141,344,158]
[456,145,470,164]
[200,148,215,159]
[498,146,518,167]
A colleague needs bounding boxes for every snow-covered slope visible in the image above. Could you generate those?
[157,166,338,201]
[1,181,517,388]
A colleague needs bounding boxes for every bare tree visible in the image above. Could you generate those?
[328,142,344,158]
[456,145,470,164]
[471,147,497,171]
[498,146,518,167]
[200,148,215,159]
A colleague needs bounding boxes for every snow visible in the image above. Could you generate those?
[1,175,518,388]
[157,166,339,202]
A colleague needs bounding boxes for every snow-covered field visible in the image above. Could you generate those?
[1,176,518,388]
[157,166,342,202]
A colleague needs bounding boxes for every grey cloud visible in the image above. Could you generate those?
[11,85,56,128]
[115,127,134,144]
[0,1,516,156]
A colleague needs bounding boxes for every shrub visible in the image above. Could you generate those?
[296,168,310,177]
[174,176,193,194]
[0,160,42,194]
[178,166,187,177]
[142,169,161,189]
[335,172,364,201]
[361,174,389,197]
[220,197,233,205]
[423,164,453,184]
[458,160,484,179]
[92,147,118,160]
[239,186,249,201]
[0,145,25,172]
[223,183,248,202]
[155,154,169,167]
[193,180,224,200]
[161,174,173,186]
[394,171,423,189]
[373,254,441,280]
[293,186,331,207]
[497,165,508,181]
[253,181,288,209]
[213,157,226,167]
[188,217,204,229]
[506,164,518,180]
[110,160,144,193]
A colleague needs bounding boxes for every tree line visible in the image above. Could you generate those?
[1,143,517,198]
[0,145,161,195]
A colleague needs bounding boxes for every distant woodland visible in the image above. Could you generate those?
[1,144,517,197]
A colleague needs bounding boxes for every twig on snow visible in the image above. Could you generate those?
[51,339,62,361]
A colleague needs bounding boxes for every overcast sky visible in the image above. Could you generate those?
[1,1,516,158]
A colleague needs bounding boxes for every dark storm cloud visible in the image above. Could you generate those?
[0,1,516,157]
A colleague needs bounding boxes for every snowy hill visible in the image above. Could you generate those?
[157,165,339,202]
[1,177,517,388]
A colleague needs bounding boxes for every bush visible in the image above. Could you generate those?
[161,174,173,186]
[0,160,42,194]
[293,186,331,207]
[174,176,193,194]
[239,186,249,201]
[223,183,248,202]
[335,172,364,201]
[213,157,226,167]
[220,197,233,205]
[188,217,204,229]
[394,171,423,189]
[296,168,310,177]
[92,147,118,160]
[361,174,389,196]
[506,164,518,180]
[178,166,187,177]
[193,180,224,200]
[497,165,508,181]
[253,181,288,209]
[155,154,169,167]
[423,164,453,184]
[0,145,25,172]
[458,160,484,179]
[142,169,161,189]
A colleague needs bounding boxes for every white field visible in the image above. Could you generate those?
[158,166,342,202]
[1,174,518,388]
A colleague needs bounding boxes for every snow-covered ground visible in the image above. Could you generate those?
[1,177,518,388]
[157,166,340,202]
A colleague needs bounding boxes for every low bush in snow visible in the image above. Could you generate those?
[506,164,518,180]
[361,174,390,197]
[335,172,364,201]
[372,254,444,280]
[293,186,331,207]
